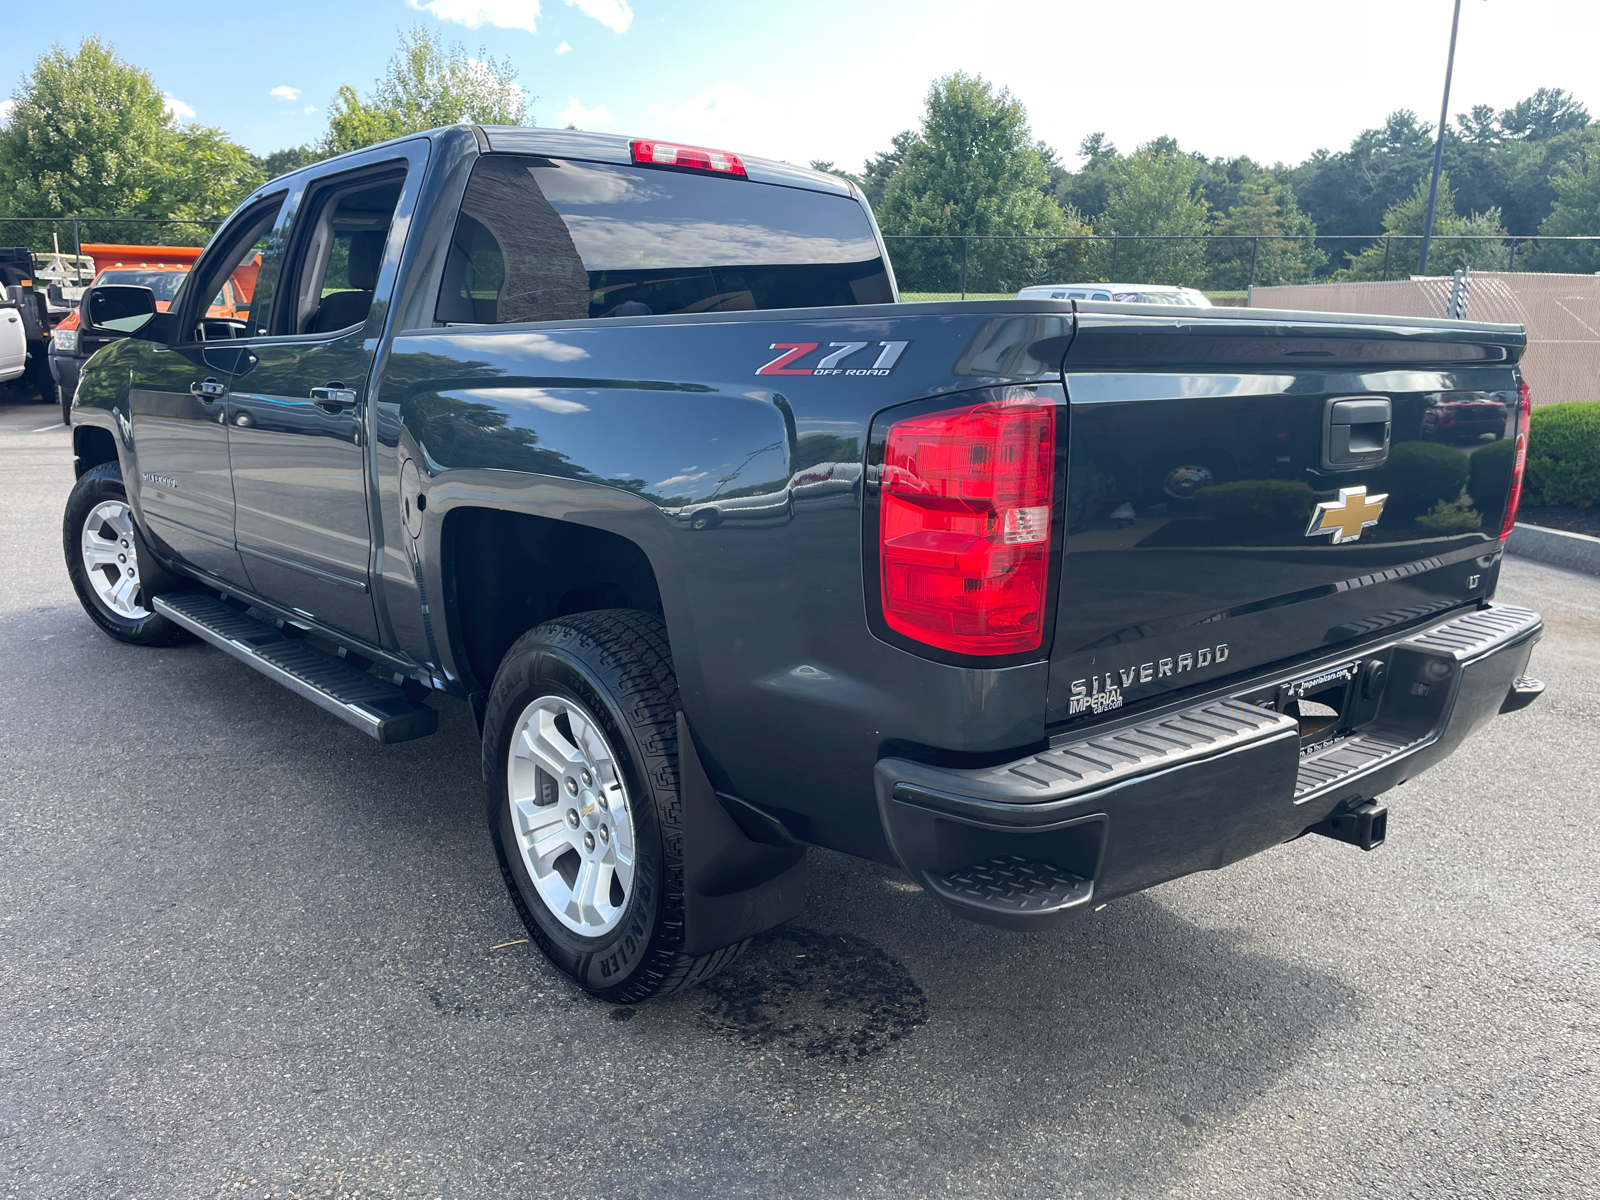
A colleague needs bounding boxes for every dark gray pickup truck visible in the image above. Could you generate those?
[63,125,1545,1002]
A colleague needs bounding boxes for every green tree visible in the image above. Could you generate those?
[324,24,530,156]
[1524,131,1600,273]
[1094,143,1210,286]
[1206,180,1326,288]
[1343,174,1508,278]
[0,36,262,247]
[876,73,1066,292]
[858,130,915,212]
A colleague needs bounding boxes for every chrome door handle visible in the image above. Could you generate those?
[190,378,227,401]
[310,386,358,408]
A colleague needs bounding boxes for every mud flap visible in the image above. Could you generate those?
[676,712,807,955]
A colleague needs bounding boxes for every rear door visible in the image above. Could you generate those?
[1048,310,1525,726]
[223,142,425,644]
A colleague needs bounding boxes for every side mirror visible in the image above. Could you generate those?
[83,285,158,335]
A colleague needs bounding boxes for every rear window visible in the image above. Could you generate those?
[436,155,892,324]
[97,269,186,302]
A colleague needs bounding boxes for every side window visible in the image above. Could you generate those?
[180,195,285,341]
[279,170,404,336]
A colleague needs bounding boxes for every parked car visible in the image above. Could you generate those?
[63,126,1544,1005]
[0,292,26,385]
[1421,392,1509,442]
[0,246,56,401]
[1016,282,1212,306]
[51,244,255,422]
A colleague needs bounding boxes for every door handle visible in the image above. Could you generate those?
[190,378,228,401]
[310,385,358,409]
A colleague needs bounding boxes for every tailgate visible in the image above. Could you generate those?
[1048,307,1527,727]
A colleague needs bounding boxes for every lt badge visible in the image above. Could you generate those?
[1306,486,1388,544]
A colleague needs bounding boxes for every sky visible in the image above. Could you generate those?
[4,0,1598,175]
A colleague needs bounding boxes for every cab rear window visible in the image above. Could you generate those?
[436,155,892,324]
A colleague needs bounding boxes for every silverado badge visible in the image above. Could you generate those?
[1306,486,1388,544]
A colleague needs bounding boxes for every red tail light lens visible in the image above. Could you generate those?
[878,398,1056,655]
[1500,382,1531,540]
[631,140,746,177]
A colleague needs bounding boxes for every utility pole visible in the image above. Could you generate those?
[1419,0,1464,276]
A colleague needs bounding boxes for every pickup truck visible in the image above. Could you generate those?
[63,125,1546,1003]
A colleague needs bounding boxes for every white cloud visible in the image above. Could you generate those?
[555,41,571,54]
[270,85,301,101]
[655,469,709,490]
[557,97,614,129]
[410,0,541,33]
[656,81,771,143]
[304,105,317,115]
[163,94,196,124]
[564,0,632,33]
[0,99,15,127]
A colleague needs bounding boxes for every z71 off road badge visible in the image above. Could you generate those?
[756,340,910,377]
[1306,486,1388,544]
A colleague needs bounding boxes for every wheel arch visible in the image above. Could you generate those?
[442,505,666,696]
[72,425,118,480]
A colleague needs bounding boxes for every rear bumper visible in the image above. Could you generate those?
[875,603,1543,930]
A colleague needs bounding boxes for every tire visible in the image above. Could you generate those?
[63,462,195,646]
[483,609,746,1003]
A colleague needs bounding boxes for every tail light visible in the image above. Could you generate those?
[631,140,746,177]
[1500,382,1531,540]
[877,397,1056,655]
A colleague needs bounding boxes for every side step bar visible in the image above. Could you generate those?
[153,592,438,743]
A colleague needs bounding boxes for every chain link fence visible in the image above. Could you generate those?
[881,234,1600,299]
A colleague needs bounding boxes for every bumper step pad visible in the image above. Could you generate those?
[926,856,1092,914]
[153,591,438,743]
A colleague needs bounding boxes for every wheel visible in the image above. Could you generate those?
[483,609,747,1003]
[689,508,721,531]
[63,462,194,645]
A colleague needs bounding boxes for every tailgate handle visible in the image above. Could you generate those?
[1322,396,1391,471]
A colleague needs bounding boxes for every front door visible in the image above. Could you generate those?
[126,198,284,585]
[223,155,416,644]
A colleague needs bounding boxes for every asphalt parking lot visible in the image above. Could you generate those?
[2,396,1596,1200]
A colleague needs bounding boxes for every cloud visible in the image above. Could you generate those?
[656,81,770,142]
[564,0,632,33]
[654,469,709,490]
[555,41,571,54]
[270,85,301,101]
[410,0,541,33]
[557,97,614,129]
[163,94,196,124]
[0,99,15,127]
[304,105,317,115]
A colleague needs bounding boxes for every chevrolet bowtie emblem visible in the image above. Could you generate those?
[1306,486,1388,544]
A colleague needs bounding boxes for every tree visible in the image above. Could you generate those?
[1342,174,1508,279]
[876,73,1066,292]
[1206,180,1326,289]
[0,36,262,247]
[1524,131,1600,272]
[323,24,530,157]
[859,130,915,212]
[1498,88,1590,142]
[1094,142,1210,286]
[1051,132,1120,220]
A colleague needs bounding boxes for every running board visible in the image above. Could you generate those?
[153,592,438,743]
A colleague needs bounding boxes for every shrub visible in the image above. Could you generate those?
[1372,442,1470,520]
[1415,498,1484,535]
[1195,479,1315,529]
[1467,437,1517,511]
[1523,401,1600,507]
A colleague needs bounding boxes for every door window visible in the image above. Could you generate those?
[279,172,404,336]
[179,195,285,341]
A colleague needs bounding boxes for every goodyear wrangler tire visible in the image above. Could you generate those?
[483,609,747,1003]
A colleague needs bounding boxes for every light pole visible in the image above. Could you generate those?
[1418,0,1464,276]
